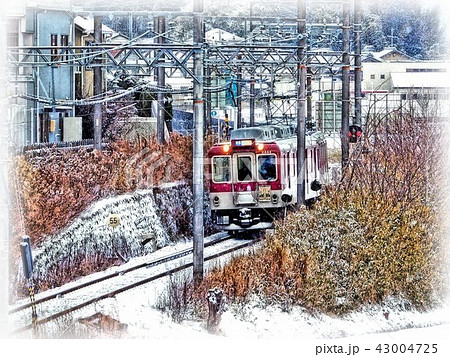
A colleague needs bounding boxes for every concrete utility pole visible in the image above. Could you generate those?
[192,0,205,285]
[250,76,255,126]
[307,69,312,126]
[237,64,242,128]
[354,0,362,127]
[341,1,351,168]
[93,16,103,151]
[206,66,212,134]
[296,0,306,207]
[157,16,166,144]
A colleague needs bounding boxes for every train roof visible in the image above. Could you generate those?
[210,125,326,153]
[230,125,294,141]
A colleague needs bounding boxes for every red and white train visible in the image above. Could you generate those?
[207,125,328,232]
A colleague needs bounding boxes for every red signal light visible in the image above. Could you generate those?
[348,125,362,143]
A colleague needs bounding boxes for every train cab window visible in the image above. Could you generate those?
[212,156,231,182]
[258,154,277,181]
[237,156,253,182]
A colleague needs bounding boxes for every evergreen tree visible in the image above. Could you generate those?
[363,0,445,59]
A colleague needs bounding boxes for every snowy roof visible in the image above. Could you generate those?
[391,72,450,89]
[74,16,114,35]
[205,28,243,44]
[362,47,413,63]
[107,33,130,44]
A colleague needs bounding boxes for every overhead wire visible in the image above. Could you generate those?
[8,0,410,111]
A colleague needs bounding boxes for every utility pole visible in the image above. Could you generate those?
[237,63,242,128]
[93,16,103,151]
[307,69,312,128]
[157,16,166,144]
[193,0,204,286]
[205,65,212,134]
[354,0,362,127]
[250,76,255,126]
[341,1,351,169]
[297,0,306,207]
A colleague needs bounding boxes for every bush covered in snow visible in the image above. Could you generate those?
[10,133,197,298]
[182,196,441,316]
[12,132,193,245]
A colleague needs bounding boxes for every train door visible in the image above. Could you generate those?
[314,147,320,182]
[285,151,295,190]
[305,148,315,200]
[291,151,297,204]
[286,152,291,189]
[232,153,256,205]
[282,152,289,189]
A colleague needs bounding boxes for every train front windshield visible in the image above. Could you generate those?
[258,154,277,181]
[212,156,231,182]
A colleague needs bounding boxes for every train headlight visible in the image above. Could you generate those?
[271,194,278,204]
[223,144,230,153]
[257,143,264,151]
[213,196,220,207]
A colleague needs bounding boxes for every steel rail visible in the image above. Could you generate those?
[11,235,261,335]
[9,234,231,314]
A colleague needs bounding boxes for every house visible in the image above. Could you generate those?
[362,46,414,63]
[6,5,76,146]
[205,28,243,44]
[74,16,114,99]
[6,5,115,146]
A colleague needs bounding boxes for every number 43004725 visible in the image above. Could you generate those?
[376,344,437,354]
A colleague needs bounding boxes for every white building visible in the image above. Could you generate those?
[361,55,450,120]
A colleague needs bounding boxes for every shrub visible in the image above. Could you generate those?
[273,192,442,313]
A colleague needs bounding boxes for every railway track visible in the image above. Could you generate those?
[9,232,262,336]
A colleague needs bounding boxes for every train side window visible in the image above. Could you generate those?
[258,154,277,181]
[212,156,231,183]
[237,156,253,182]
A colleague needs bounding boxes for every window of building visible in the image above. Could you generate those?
[60,34,69,62]
[380,74,385,79]
[406,68,446,73]
[51,34,58,61]
[7,19,19,64]
[370,74,375,80]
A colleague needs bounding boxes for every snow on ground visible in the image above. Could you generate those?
[106,273,450,341]
[6,233,450,356]
[7,168,450,355]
